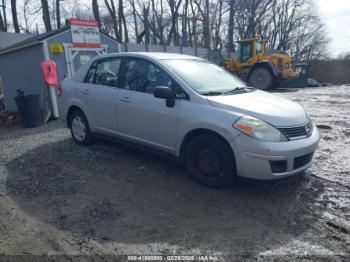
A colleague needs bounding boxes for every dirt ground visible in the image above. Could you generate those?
[0,86,349,261]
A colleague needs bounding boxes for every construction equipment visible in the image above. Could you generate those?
[224,37,299,90]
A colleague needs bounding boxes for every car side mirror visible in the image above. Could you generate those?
[153,86,175,107]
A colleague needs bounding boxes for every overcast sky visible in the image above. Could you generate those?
[316,0,350,57]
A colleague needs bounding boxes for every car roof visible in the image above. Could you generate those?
[72,52,206,83]
[95,52,205,61]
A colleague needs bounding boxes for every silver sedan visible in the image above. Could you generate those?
[59,52,320,187]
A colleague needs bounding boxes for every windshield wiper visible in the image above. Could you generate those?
[200,91,224,96]
[224,86,255,94]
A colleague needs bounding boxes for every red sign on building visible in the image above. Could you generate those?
[70,18,101,48]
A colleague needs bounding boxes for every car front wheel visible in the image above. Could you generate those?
[69,110,93,145]
[185,134,236,187]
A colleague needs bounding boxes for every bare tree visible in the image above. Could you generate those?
[104,0,120,41]
[118,0,128,44]
[1,0,327,64]
[92,0,100,28]
[234,0,273,39]
[129,0,140,43]
[143,4,150,46]
[180,0,189,46]
[100,14,114,35]
[192,0,210,48]
[0,0,7,31]
[227,0,235,55]
[259,0,328,61]
[56,0,64,28]
[189,0,199,51]
[212,0,224,50]
[167,0,182,45]
[150,0,165,45]
[41,0,52,31]
[21,0,31,32]
[11,0,20,32]
[0,7,5,31]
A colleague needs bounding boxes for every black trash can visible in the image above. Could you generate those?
[15,94,43,128]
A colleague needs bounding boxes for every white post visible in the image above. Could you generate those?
[49,86,59,118]
[42,40,59,119]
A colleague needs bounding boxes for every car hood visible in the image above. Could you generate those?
[207,90,307,127]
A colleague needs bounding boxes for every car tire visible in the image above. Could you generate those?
[185,134,236,187]
[69,110,93,146]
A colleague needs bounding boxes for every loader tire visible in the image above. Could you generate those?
[249,67,274,90]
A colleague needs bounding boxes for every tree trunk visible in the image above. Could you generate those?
[214,0,223,50]
[143,5,150,48]
[11,0,20,33]
[0,9,5,31]
[190,0,197,53]
[56,0,61,29]
[117,0,122,41]
[228,0,235,55]
[181,0,188,47]
[203,0,210,48]
[92,0,100,28]
[150,0,165,45]
[1,0,7,31]
[167,0,182,46]
[104,0,120,42]
[41,0,52,32]
[118,0,128,50]
[194,0,210,48]
[130,0,141,43]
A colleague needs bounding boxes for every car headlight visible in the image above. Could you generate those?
[233,116,287,142]
[306,117,314,136]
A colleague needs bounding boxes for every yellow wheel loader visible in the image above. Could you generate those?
[224,37,299,90]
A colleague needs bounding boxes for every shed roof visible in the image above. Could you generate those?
[0,32,32,50]
[0,25,119,55]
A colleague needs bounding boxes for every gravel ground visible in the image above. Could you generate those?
[0,86,349,261]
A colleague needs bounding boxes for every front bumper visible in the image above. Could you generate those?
[229,125,320,180]
[281,68,299,79]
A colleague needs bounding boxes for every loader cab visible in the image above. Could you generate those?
[255,41,264,55]
[238,41,253,63]
[237,38,265,63]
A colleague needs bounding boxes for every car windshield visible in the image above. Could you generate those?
[163,59,249,95]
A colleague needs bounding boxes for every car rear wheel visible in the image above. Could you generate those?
[185,134,236,187]
[69,110,93,145]
[249,67,274,90]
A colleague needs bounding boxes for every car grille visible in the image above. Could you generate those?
[278,125,308,140]
[293,152,314,169]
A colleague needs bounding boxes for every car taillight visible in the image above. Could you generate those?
[58,85,63,97]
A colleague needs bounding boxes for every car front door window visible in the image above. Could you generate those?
[124,58,188,99]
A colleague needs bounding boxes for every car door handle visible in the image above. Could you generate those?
[82,89,90,95]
